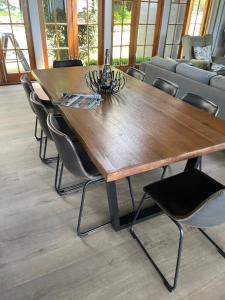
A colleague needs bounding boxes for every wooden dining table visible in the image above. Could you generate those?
[33,66,225,231]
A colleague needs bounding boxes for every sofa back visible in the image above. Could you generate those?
[140,59,225,119]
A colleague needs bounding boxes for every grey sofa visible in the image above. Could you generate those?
[140,56,225,120]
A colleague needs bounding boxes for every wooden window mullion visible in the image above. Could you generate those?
[129,0,140,66]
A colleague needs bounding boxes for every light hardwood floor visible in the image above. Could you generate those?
[1,84,225,300]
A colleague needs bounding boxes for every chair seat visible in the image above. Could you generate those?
[144,169,224,220]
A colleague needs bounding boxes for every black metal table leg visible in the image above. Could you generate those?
[184,157,201,171]
[106,181,162,231]
[106,181,121,231]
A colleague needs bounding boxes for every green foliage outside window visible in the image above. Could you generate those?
[43,0,98,65]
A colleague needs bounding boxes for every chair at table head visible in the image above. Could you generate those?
[152,77,179,97]
[53,59,83,68]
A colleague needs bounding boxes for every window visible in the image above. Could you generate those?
[111,0,163,68]
[111,0,133,66]
[0,0,36,82]
[41,0,69,66]
[135,0,163,64]
[163,0,190,59]
[39,0,104,67]
[186,0,211,36]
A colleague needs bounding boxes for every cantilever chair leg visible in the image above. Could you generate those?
[77,178,109,238]
[130,193,184,292]
[39,130,58,164]
[34,116,41,141]
[54,156,85,195]
[198,229,225,258]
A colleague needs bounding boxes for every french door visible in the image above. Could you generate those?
[0,0,36,83]
[111,0,164,70]
[38,0,104,68]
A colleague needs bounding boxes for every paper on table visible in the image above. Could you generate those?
[57,93,102,109]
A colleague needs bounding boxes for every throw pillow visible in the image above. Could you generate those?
[193,45,212,62]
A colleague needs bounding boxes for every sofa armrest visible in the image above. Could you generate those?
[212,56,225,65]
[190,59,211,70]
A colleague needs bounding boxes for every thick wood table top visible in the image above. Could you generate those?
[33,66,225,182]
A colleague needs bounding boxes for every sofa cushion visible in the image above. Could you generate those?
[176,63,217,84]
[210,75,225,91]
[150,56,178,72]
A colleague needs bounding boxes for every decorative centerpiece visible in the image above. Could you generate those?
[85,49,126,94]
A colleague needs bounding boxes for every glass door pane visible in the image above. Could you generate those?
[135,0,159,64]
[42,0,69,67]
[187,0,207,36]
[77,0,99,65]
[163,0,189,59]
[112,0,133,66]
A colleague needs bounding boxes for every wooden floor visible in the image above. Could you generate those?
[1,84,225,300]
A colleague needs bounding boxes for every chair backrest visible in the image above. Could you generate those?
[47,113,94,179]
[126,67,145,81]
[20,74,36,113]
[180,189,225,228]
[182,34,213,61]
[181,93,219,116]
[152,77,179,96]
[30,92,52,139]
[53,59,83,68]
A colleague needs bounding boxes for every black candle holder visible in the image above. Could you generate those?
[85,70,127,94]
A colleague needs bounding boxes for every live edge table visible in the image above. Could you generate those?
[33,66,225,231]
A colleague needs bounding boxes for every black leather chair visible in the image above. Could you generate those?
[53,59,83,68]
[47,113,136,237]
[152,78,179,97]
[181,93,219,116]
[130,169,225,292]
[126,67,145,81]
[30,92,58,163]
[162,93,219,179]
[20,75,54,141]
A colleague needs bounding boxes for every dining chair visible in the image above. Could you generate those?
[152,77,179,97]
[20,74,40,140]
[181,93,219,116]
[47,113,136,237]
[152,78,179,178]
[20,74,55,141]
[30,91,58,163]
[130,169,225,292]
[161,93,219,179]
[53,59,83,68]
[126,67,145,81]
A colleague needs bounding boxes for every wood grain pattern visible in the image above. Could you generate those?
[33,66,225,182]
